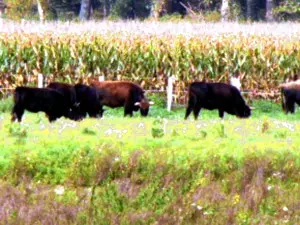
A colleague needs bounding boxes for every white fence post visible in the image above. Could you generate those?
[230,75,241,91]
[38,74,43,88]
[99,75,105,82]
[167,75,175,112]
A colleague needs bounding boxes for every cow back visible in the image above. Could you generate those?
[91,81,144,107]
[13,86,69,114]
[47,82,77,106]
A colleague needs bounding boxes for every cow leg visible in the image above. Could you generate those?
[286,100,295,114]
[185,106,193,120]
[47,114,58,122]
[11,105,24,122]
[124,108,133,117]
[99,107,105,117]
[282,96,288,114]
[97,105,105,118]
[88,111,98,118]
[193,105,202,120]
[185,95,196,120]
[218,110,224,118]
[124,103,133,117]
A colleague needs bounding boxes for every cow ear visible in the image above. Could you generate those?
[135,102,140,106]
[149,101,154,105]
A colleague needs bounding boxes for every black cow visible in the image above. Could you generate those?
[11,86,75,122]
[47,82,81,120]
[185,82,251,120]
[280,81,300,114]
[91,81,154,117]
[74,84,104,118]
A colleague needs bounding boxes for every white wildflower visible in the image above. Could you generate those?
[70,122,77,128]
[54,185,65,195]
[114,157,120,162]
[138,123,144,128]
[196,206,203,211]
[105,128,113,135]
[191,203,196,207]
[282,206,288,212]
[267,185,272,191]
[85,187,92,196]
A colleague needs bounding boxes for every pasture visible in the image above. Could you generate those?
[0,97,299,224]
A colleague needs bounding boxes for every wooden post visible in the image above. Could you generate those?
[38,74,43,88]
[98,75,105,82]
[167,75,175,112]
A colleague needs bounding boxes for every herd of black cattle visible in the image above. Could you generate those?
[10,78,300,123]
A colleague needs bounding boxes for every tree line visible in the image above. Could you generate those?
[2,0,300,21]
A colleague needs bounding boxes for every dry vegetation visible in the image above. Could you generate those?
[0,21,300,100]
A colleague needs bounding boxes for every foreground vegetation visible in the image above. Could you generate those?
[0,99,299,224]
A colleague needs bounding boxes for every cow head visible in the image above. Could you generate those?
[236,104,251,118]
[135,99,154,116]
[67,102,84,121]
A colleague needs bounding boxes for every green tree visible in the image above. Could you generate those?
[273,0,300,21]
[110,0,151,19]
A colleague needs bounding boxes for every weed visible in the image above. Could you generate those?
[151,118,164,138]
[82,127,97,135]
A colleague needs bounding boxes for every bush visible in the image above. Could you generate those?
[0,97,13,113]
[204,11,221,22]
[110,0,151,19]
[273,0,300,21]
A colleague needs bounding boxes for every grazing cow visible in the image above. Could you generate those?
[185,82,251,120]
[47,82,81,120]
[11,86,75,122]
[279,80,300,114]
[91,81,154,117]
[74,84,104,118]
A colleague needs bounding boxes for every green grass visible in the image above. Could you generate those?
[0,98,299,224]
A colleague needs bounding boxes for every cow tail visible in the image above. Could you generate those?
[281,88,287,113]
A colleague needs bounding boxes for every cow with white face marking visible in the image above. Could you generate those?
[91,81,154,117]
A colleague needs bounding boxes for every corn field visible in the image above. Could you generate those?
[0,20,300,98]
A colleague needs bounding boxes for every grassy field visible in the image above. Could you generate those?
[0,97,299,224]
